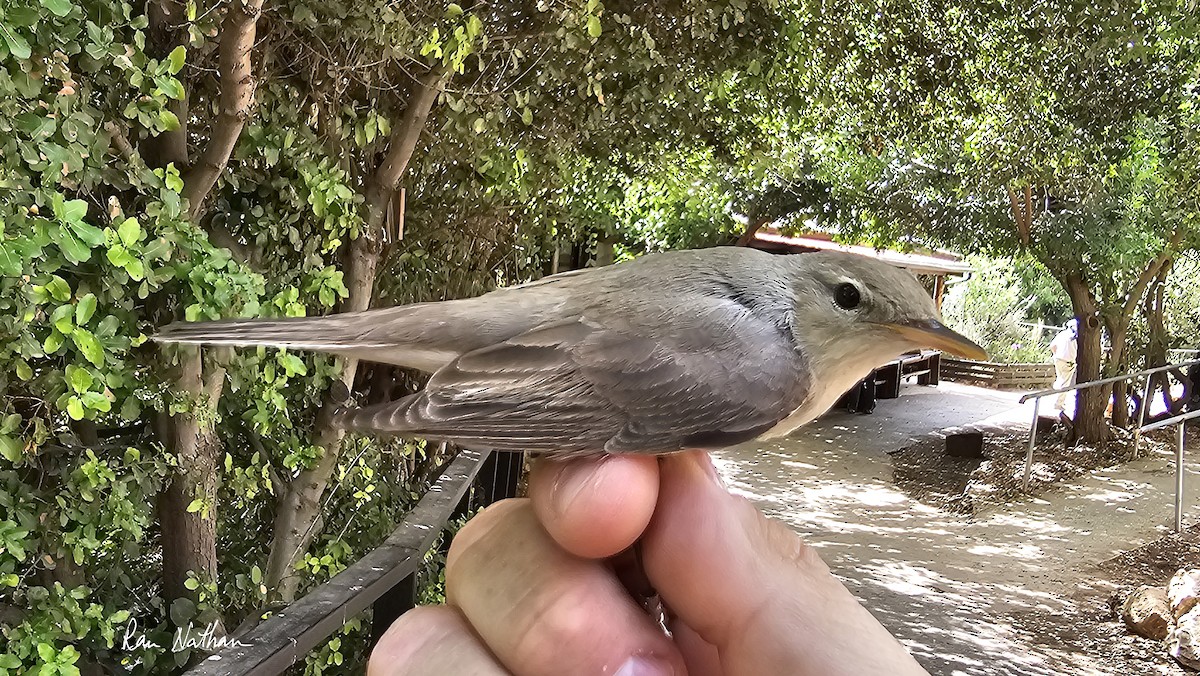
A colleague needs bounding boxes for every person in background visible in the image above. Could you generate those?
[1049,318,1078,411]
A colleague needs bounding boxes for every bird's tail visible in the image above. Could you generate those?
[152,313,391,354]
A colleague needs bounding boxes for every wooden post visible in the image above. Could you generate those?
[396,187,405,241]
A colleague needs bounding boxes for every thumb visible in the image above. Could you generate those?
[641,451,928,676]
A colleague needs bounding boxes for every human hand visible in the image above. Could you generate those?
[368,451,929,676]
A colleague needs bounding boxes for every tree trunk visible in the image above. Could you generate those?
[144,0,263,624]
[264,67,446,600]
[1143,261,1175,417]
[1063,273,1108,443]
[1102,313,1131,428]
[157,348,227,609]
[735,215,771,247]
[594,236,615,267]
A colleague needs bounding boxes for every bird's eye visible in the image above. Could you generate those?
[834,283,862,310]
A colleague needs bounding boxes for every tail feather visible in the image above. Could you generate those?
[153,307,464,371]
[153,315,391,352]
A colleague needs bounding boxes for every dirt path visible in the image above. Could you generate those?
[714,382,1200,676]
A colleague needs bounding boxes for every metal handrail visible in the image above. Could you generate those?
[1020,358,1200,491]
[1138,410,1200,533]
[1018,358,1200,404]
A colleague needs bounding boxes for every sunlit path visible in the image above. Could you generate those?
[716,382,1200,676]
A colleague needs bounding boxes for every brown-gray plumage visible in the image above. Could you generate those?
[154,247,985,456]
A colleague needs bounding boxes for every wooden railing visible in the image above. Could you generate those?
[184,449,525,675]
[941,358,1055,390]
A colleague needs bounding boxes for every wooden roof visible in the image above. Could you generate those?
[750,230,972,277]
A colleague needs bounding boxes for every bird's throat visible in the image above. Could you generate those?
[761,338,909,439]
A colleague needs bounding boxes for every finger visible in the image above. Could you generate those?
[670,621,723,676]
[367,605,511,676]
[447,499,684,676]
[643,451,928,676]
[528,454,659,559]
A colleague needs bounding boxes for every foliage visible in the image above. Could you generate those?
[942,256,1068,363]
[1164,254,1200,350]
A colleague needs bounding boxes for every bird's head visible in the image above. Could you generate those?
[788,251,987,369]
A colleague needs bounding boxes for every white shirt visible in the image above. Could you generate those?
[1050,328,1077,363]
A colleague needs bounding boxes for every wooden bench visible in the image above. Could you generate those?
[838,351,943,413]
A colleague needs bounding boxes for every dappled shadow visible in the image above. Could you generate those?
[715,383,1200,675]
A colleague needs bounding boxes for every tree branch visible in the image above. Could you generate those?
[1121,226,1184,319]
[1005,184,1031,247]
[263,63,449,600]
[363,65,448,236]
[103,122,138,162]
[183,0,267,227]
[735,215,772,247]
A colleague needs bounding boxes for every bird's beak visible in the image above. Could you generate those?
[884,319,988,361]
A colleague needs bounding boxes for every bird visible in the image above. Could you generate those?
[154,247,986,457]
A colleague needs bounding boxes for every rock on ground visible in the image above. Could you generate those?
[1170,605,1200,671]
[1123,585,1174,641]
[1169,569,1200,620]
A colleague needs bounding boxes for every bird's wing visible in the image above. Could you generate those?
[334,298,811,455]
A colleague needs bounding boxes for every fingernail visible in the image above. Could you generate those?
[614,654,673,676]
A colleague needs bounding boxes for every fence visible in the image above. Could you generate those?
[941,358,1055,390]
[184,449,525,675]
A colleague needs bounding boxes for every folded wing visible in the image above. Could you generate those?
[334,299,811,455]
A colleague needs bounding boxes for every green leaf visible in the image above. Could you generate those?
[587,16,602,38]
[167,46,186,74]
[185,499,203,514]
[1,414,20,435]
[81,392,111,412]
[67,365,93,392]
[51,303,74,333]
[41,0,73,16]
[57,230,92,264]
[58,198,88,224]
[106,244,132,267]
[0,240,28,276]
[0,436,21,463]
[2,28,32,60]
[125,258,145,281]
[68,219,106,248]
[157,77,185,100]
[75,293,97,324]
[117,217,142,246]
[159,109,180,131]
[44,330,65,354]
[72,329,104,367]
[279,352,307,376]
[46,275,71,301]
[170,597,197,625]
[66,396,85,420]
